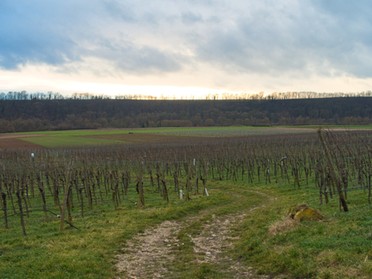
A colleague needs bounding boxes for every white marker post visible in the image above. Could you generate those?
[179,189,184,200]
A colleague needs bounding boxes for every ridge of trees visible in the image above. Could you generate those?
[1,95,372,132]
[2,90,372,101]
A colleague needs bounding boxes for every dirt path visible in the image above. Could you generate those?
[115,205,270,278]
[115,220,183,278]
[191,212,269,279]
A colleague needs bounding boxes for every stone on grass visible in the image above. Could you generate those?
[288,204,323,222]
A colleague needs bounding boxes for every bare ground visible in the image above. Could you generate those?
[191,212,269,279]
[115,209,269,279]
[116,220,183,278]
[0,134,43,149]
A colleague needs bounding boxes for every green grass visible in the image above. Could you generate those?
[0,178,267,278]
[2,126,372,278]
[0,180,251,279]
[1,177,371,278]
[231,182,372,279]
[15,126,319,148]
[14,125,372,148]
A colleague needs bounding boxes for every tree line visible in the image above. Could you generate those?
[1,97,372,132]
[2,90,372,101]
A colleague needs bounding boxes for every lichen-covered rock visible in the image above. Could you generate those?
[288,204,323,222]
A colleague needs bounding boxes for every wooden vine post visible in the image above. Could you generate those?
[318,129,349,212]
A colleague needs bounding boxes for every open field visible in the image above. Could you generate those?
[1,126,318,148]
[0,126,371,278]
[1,125,371,149]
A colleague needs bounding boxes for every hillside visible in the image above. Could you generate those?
[1,97,372,132]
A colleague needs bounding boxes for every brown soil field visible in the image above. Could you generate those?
[0,134,42,149]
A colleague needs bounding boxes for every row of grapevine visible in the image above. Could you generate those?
[1,130,371,235]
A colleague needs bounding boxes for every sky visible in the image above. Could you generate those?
[1,0,372,99]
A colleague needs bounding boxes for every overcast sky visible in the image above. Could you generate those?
[1,0,372,98]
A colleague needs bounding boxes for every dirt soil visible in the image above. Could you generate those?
[191,213,269,278]
[116,220,183,278]
[0,134,42,149]
[115,212,269,279]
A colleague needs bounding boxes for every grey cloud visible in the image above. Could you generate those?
[0,1,91,69]
[310,0,372,77]
[102,0,136,22]
[313,0,372,19]
[0,21,80,69]
[114,46,182,74]
[0,1,183,74]
[94,39,183,74]
[195,3,314,74]
[181,12,204,24]
[2,0,372,79]
[194,0,372,78]
[0,37,78,70]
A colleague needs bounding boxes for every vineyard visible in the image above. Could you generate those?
[1,127,372,278]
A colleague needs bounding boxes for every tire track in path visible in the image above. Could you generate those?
[191,211,269,278]
[115,220,183,278]
[115,190,274,278]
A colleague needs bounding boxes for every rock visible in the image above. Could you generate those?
[288,204,323,222]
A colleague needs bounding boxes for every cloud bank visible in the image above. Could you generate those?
[1,0,372,95]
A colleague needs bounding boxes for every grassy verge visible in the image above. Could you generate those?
[232,182,372,279]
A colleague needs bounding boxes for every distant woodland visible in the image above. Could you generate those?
[1,92,372,132]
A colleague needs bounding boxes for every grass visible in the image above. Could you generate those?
[1,177,370,278]
[13,125,372,148]
[0,180,250,279]
[1,125,372,278]
[0,177,265,278]
[13,126,320,148]
[231,182,372,279]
